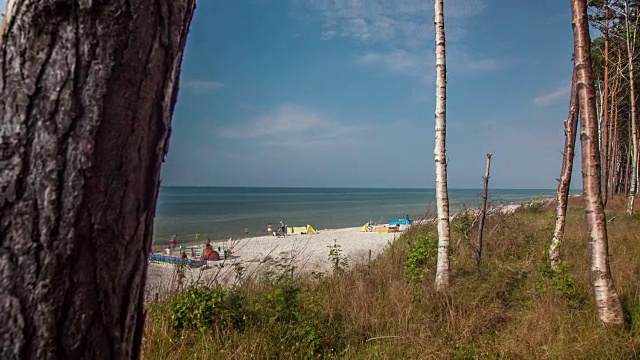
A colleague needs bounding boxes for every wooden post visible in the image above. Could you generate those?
[475,153,492,271]
[368,249,372,262]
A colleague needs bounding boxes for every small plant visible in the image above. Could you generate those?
[523,197,546,212]
[169,286,227,331]
[232,262,246,286]
[262,252,297,283]
[453,206,476,246]
[537,261,586,308]
[404,233,438,284]
[328,240,349,273]
[174,261,188,290]
[249,279,301,332]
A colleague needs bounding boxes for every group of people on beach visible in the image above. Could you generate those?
[165,233,220,261]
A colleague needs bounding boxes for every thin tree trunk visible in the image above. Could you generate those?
[625,1,639,215]
[609,54,621,198]
[549,68,579,272]
[612,50,622,196]
[433,0,451,290]
[602,9,610,206]
[596,82,603,151]
[626,141,632,196]
[571,0,625,325]
[475,153,492,271]
[0,0,196,358]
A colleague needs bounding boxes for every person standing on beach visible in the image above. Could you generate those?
[170,234,177,254]
[278,221,286,237]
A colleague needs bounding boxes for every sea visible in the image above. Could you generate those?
[152,187,557,245]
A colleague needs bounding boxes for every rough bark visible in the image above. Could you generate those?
[0,0,195,358]
[602,10,610,206]
[571,0,625,325]
[433,0,451,290]
[625,1,639,215]
[549,68,579,272]
[474,153,492,271]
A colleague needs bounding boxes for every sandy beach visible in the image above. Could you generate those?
[145,226,400,300]
[144,201,542,301]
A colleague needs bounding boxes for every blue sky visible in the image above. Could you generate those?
[160,0,579,189]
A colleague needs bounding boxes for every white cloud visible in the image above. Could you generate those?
[533,83,571,106]
[293,0,486,46]
[358,49,431,80]
[357,44,500,81]
[293,0,499,83]
[219,104,368,147]
[182,80,225,93]
[448,45,502,74]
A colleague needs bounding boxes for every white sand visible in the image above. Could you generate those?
[145,227,399,300]
[144,202,536,301]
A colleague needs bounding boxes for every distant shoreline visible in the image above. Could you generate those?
[153,188,566,246]
[152,196,563,252]
[159,185,562,191]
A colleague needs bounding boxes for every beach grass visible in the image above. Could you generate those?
[141,195,640,359]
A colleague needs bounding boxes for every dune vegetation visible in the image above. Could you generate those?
[141,196,640,359]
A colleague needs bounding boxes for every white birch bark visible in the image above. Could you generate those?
[434,0,451,290]
[550,69,578,272]
[571,0,625,325]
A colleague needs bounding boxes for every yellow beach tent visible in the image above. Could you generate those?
[305,224,318,235]
[360,223,370,232]
[287,224,318,235]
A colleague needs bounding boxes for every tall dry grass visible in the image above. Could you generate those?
[141,196,640,359]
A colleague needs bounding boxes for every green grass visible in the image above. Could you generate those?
[142,196,640,359]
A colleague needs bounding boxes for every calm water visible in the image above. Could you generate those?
[152,187,556,245]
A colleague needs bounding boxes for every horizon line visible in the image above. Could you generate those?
[160,185,565,191]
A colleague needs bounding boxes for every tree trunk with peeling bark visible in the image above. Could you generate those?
[549,68,579,272]
[0,0,195,358]
[571,0,624,325]
[433,0,451,290]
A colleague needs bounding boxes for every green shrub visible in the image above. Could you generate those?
[537,261,587,309]
[252,280,345,357]
[169,286,245,332]
[523,198,547,212]
[405,234,438,284]
[453,206,475,245]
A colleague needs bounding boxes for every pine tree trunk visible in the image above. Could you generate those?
[0,0,195,358]
[433,0,451,290]
[571,0,624,325]
[625,1,638,215]
[475,153,492,271]
[549,68,578,272]
[602,11,610,206]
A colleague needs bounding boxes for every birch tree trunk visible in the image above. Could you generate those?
[571,0,624,325]
[433,0,451,290]
[474,153,492,271]
[549,68,579,272]
[625,1,639,215]
[0,0,196,358]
